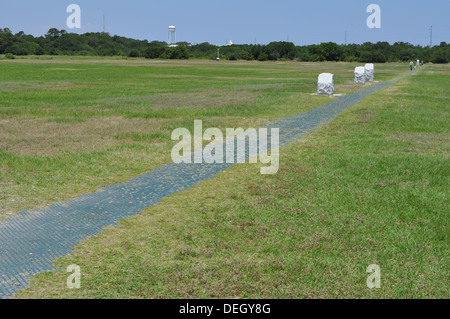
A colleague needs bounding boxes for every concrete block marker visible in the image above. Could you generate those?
[317,73,334,96]
[365,63,374,82]
[354,66,366,84]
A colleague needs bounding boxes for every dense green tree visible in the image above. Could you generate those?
[162,45,189,59]
[266,42,296,60]
[319,42,341,61]
[1,27,448,63]
[144,46,165,59]
[431,47,449,64]
[0,28,14,54]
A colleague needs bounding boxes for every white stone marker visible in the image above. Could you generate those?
[317,73,334,95]
[365,63,374,82]
[354,66,366,84]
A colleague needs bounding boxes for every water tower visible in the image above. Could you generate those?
[168,26,176,45]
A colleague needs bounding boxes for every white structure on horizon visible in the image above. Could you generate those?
[168,26,176,45]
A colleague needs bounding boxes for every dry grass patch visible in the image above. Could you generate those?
[234,83,307,89]
[355,108,376,124]
[0,81,89,92]
[0,116,174,156]
[424,70,450,76]
[335,83,372,94]
[101,89,260,109]
[386,132,450,155]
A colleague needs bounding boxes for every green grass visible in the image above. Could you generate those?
[7,60,448,299]
[114,132,168,141]
[47,117,86,124]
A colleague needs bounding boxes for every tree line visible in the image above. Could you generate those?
[1,28,448,63]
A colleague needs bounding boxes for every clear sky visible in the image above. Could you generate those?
[0,0,448,46]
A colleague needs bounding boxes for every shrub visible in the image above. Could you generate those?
[257,52,268,61]
[359,51,386,63]
[431,49,449,64]
[343,55,359,62]
[161,46,189,60]
[128,50,139,58]
[5,53,15,59]
[310,54,325,62]
[144,47,165,59]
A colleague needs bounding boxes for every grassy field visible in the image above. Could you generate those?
[1,58,448,298]
[0,58,406,220]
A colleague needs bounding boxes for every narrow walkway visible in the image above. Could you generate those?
[0,72,409,298]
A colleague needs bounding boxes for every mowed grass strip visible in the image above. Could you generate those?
[15,64,449,299]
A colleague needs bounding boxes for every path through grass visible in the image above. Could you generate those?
[12,62,449,299]
[0,59,406,220]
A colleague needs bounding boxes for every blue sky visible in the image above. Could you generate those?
[0,0,448,46]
